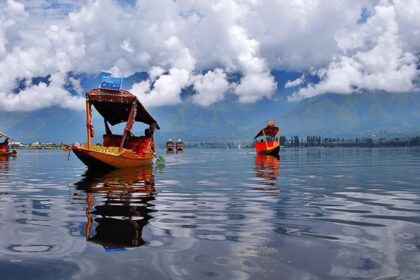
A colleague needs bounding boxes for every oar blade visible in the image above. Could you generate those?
[156,155,166,166]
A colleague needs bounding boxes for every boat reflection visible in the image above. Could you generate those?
[74,166,156,248]
[254,154,280,191]
[0,155,9,162]
[0,154,12,173]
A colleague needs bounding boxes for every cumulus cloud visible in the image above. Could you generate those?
[290,2,419,101]
[0,73,84,111]
[0,0,419,111]
[285,75,305,88]
[191,69,230,106]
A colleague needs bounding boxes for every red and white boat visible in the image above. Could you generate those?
[254,121,280,156]
[0,132,16,156]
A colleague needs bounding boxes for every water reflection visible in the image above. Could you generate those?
[0,155,14,184]
[0,155,10,172]
[254,155,280,192]
[73,166,156,248]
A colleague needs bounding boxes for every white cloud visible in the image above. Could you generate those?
[131,67,190,107]
[290,3,419,101]
[235,73,277,103]
[0,72,84,111]
[0,0,419,111]
[285,75,305,88]
[191,69,230,106]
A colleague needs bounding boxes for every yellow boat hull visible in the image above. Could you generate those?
[72,145,153,169]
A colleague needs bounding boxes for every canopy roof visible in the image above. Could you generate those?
[254,126,279,139]
[87,88,160,129]
[0,132,11,139]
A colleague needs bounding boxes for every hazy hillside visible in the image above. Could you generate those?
[1,91,420,143]
[279,92,420,137]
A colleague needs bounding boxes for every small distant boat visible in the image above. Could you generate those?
[72,77,160,169]
[0,132,17,156]
[254,121,280,156]
[166,138,175,153]
[176,139,184,152]
[60,143,71,151]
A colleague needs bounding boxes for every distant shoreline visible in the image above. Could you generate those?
[10,135,420,150]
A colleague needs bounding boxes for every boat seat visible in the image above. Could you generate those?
[103,134,122,147]
[103,134,152,154]
[129,137,153,155]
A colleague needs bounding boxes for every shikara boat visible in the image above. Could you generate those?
[166,139,174,153]
[254,121,280,156]
[176,139,184,152]
[0,132,16,156]
[72,79,160,169]
[60,143,71,151]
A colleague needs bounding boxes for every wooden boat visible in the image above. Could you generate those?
[0,132,16,156]
[254,121,280,156]
[176,139,184,152]
[60,143,71,151]
[72,79,160,169]
[166,139,174,153]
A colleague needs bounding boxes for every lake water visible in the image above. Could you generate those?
[0,148,419,279]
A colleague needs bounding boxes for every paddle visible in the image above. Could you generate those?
[154,153,166,166]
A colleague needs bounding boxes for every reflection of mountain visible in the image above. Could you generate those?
[73,167,156,248]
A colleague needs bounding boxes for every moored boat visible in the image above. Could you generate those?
[0,132,17,156]
[176,139,184,152]
[72,77,160,169]
[60,143,71,151]
[254,121,280,156]
[166,138,175,153]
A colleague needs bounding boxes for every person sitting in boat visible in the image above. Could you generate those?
[2,138,8,145]
[144,124,155,137]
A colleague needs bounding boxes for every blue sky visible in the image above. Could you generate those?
[0,0,419,112]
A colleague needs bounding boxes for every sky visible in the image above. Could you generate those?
[0,0,419,112]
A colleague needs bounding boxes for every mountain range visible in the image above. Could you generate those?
[1,90,419,144]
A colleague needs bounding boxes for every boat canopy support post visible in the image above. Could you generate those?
[119,102,137,152]
[262,129,269,149]
[104,120,112,135]
[86,100,93,149]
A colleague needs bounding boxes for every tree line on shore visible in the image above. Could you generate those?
[183,135,420,149]
[10,135,420,150]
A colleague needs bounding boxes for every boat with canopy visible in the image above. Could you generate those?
[72,77,160,169]
[254,121,280,156]
[176,139,184,152]
[0,132,16,156]
[166,138,174,153]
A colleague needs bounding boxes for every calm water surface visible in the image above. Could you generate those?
[0,148,419,279]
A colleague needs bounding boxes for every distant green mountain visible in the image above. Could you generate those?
[0,108,86,143]
[279,92,420,137]
[1,91,419,143]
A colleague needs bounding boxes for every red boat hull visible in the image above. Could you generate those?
[255,141,280,156]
